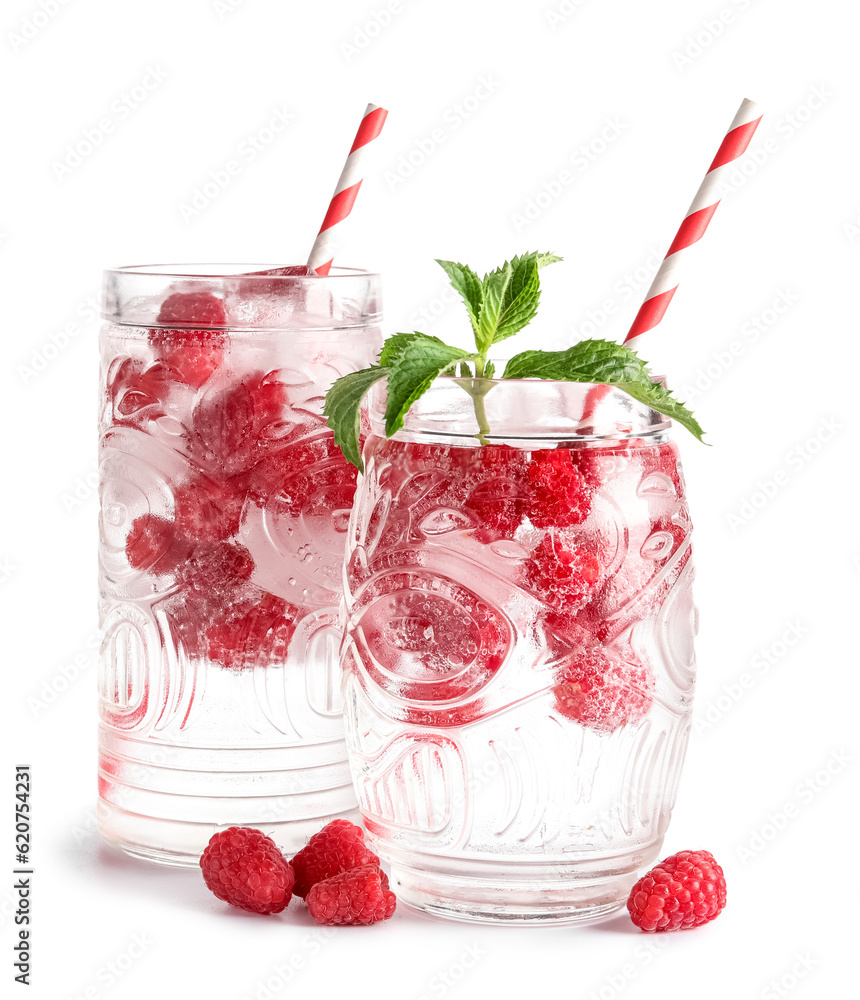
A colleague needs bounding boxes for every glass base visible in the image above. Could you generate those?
[97,728,361,865]
[379,842,663,925]
[98,800,363,867]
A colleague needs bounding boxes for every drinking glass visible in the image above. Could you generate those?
[340,378,697,922]
[98,263,381,864]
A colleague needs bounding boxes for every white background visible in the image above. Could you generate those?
[2,0,858,997]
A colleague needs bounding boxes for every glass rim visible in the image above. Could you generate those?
[101,263,382,329]
[368,377,673,443]
[431,374,667,389]
[103,263,379,281]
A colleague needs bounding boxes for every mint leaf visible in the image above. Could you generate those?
[323,366,389,471]
[510,250,562,275]
[483,359,496,379]
[476,260,513,352]
[532,252,563,269]
[379,332,418,367]
[385,333,474,437]
[493,258,541,343]
[435,259,483,335]
[493,252,561,344]
[503,339,706,441]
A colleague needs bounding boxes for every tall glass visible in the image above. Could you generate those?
[98,264,381,864]
[341,378,697,922]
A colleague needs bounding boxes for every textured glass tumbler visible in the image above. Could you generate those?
[341,379,697,923]
[98,264,381,864]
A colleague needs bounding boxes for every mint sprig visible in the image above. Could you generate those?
[324,251,705,470]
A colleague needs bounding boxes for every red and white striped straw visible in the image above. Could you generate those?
[307,103,389,276]
[624,97,763,352]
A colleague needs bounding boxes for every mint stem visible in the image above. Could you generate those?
[472,388,491,444]
[461,366,492,445]
[465,348,493,444]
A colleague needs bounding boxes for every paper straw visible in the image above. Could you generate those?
[307,103,389,276]
[624,97,763,351]
[579,99,762,432]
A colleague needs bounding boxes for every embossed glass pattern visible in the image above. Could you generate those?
[341,379,697,922]
[97,264,381,864]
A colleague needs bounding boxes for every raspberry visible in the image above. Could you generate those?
[525,532,601,611]
[205,593,298,670]
[150,329,227,389]
[627,850,727,932]
[190,373,290,476]
[289,819,379,898]
[527,449,592,528]
[125,514,189,574]
[173,477,245,542]
[199,826,294,915]
[241,418,330,504]
[149,292,228,389]
[305,864,396,926]
[177,540,254,598]
[552,604,612,645]
[552,647,653,732]
[464,448,528,536]
[270,431,352,512]
[157,291,227,327]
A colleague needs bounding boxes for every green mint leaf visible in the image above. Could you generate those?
[379,332,419,367]
[492,252,561,344]
[384,333,475,437]
[507,251,562,279]
[323,366,390,471]
[502,339,706,442]
[476,260,513,352]
[531,252,563,269]
[458,361,473,378]
[435,259,483,336]
[483,360,496,379]
[493,258,541,343]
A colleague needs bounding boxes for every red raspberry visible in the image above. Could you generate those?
[190,373,290,476]
[627,850,727,932]
[306,864,396,926]
[150,329,227,389]
[177,540,254,598]
[271,431,352,512]
[525,532,601,611]
[158,291,227,327]
[241,417,330,504]
[527,449,591,528]
[552,647,653,732]
[150,292,228,389]
[199,826,294,915]
[205,593,298,670]
[125,514,189,574]
[289,819,379,898]
[463,447,528,536]
[173,477,246,542]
